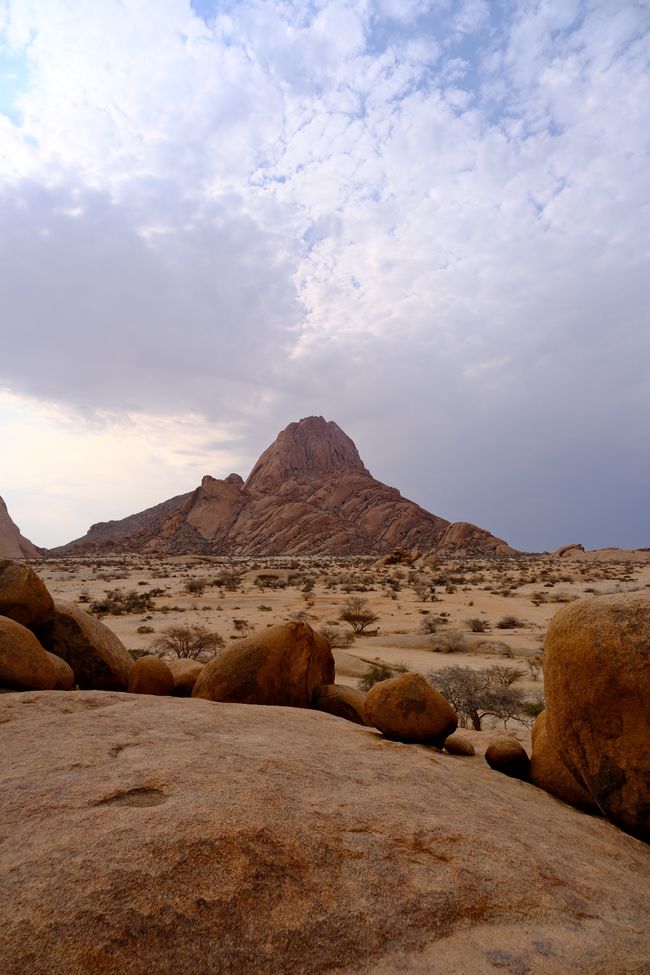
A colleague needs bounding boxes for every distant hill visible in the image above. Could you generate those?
[53,416,516,557]
[0,497,39,559]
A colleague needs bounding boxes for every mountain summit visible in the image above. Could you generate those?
[0,497,39,559]
[54,417,515,557]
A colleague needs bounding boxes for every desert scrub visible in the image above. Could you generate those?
[358,663,393,691]
[152,625,224,662]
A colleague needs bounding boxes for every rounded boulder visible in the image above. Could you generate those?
[485,738,530,780]
[192,622,334,707]
[529,711,598,814]
[544,592,650,840]
[44,651,75,691]
[312,683,372,726]
[0,560,54,630]
[0,616,59,690]
[128,656,174,696]
[39,600,133,691]
[166,658,204,697]
[444,733,475,756]
[364,673,457,744]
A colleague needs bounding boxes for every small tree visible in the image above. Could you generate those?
[339,597,379,634]
[428,665,526,731]
[152,625,224,662]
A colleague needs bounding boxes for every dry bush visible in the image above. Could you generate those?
[319,625,355,649]
[339,597,379,634]
[429,629,467,653]
[152,624,224,662]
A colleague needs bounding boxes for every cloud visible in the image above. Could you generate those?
[0,0,649,550]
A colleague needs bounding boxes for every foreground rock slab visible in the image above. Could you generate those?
[1,692,649,975]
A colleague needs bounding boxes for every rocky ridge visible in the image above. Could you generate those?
[0,497,39,559]
[53,416,515,557]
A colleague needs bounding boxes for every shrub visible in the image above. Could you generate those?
[466,618,489,633]
[90,588,155,617]
[358,663,393,692]
[428,665,525,730]
[319,625,355,649]
[496,615,525,630]
[185,578,208,595]
[152,625,224,662]
[339,597,379,634]
[429,629,466,653]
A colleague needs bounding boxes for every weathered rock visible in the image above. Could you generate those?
[166,658,204,696]
[544,593,650,841]
[192,621,334,707]
[0,691,649,975]
[44,651,75,691]
[311,683,371,725]
[0,560,54,629]
[128,656,174,696]
[444,733,475,756]
[530,711,598,814]
[0,617,58,690]
[39,600,133,691]
[485,738,530,780]
[0,499,39,559]
[364,672,458,744]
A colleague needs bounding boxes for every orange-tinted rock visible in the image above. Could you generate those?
[0,616,58,690]
[485,738,530,780]
[444,733,475,756]
[364,672,458,744]
[529,712,598,814]
[39,600,133,691]
[51,418,515,558]
[0,500,39,559]
[44,651,75,691]
[311,683,371,725]
[128,656,174,696]
[166,658,204,697]
[192,622,334,707]
[0,560,53,629]
[544,593,650,841]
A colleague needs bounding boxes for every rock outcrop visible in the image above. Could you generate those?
[364,672,458,744]
[0,617,60,691]
[485,738,530,780]
[39,600,134,692]
[52,417,516,557]
[529,711,598,813]
[0,498,39,559]
[1,692,649,975]
[192,621,334,707]
[128,656,174,696]
[543,593,650,841]
[311,682,371,725]
[166,658,204,696]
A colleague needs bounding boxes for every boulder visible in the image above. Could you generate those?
[311,683,371,725]
[128,656,174,696]
[0,616,58,690]
[166,658,204,697]
[1,691,649,975]
[39,600,133,691]
[44,651,75,691]
[364,672,457,744]
[544,593,650,840]
[444,733,475,756]
[485,738,530,780]
[530,712,598,814]
[0,560,54,629]
[192,622,334,707]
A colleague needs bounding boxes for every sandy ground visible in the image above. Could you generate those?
[30,552,650,740]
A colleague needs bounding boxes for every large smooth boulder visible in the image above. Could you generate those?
[128,656,174,696]
[0,616,59,690]
[44,651,75,691]
[166,658,204,697]
[444,733,475,756]
[1,692,649,975]
[0,560,54,629]
[192,622,334,707]
[364,672,457,744]
[485,738,530,781]
[530,712,598,814]
[311,683,371,725]
[544,593,650,841]
[39,600,133,691]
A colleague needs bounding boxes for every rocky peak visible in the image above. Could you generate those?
[245,417,367,493]
[0,497,39,559]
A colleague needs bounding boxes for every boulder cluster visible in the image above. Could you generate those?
[1,561,648,841]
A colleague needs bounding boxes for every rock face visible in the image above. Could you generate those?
[39,600,133,692]
[544,593,650,841]
[364,673,458,744]
[192,622,334,707]
[1,692,649,975]
[0,560,54,629]
[0,617,60,691]
[0,498,39,559]
[311,683,371,726]
[529,711,598,814]
[52,417,516,557]
[128,656,174,696]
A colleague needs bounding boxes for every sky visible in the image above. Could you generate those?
[0,0,649,552]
